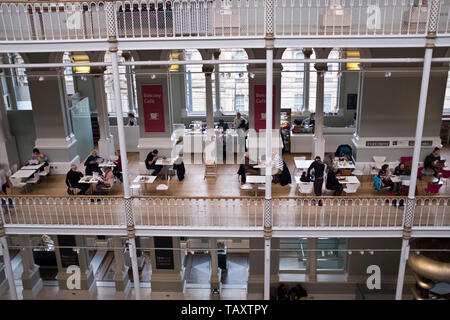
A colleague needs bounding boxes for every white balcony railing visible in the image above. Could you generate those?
[0,0,446,43]
[2,195,449,232]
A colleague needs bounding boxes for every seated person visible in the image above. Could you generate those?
[292,119,302,134]
[113,150,122,182]
[233,112,247,129]
[423,147,442,178]
[218,119,229,131]
[323,153,335,172]
[96,168,114,192]
[27,148,49,171]
[272,152,284,184]
[342,153,351,162]
[84,150,102,176]
[394,162,408,176]
[66,164,90,195]
[145,149,163,176]
[378,164,394,193]
[326,166,344,196]
[243,152,259,176]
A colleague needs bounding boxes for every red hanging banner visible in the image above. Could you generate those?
[142,84,165,133]
[254,84,276,132]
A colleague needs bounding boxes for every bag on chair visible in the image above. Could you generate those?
[300,172,311,182]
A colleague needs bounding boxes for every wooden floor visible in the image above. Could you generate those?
[8,151,450,198]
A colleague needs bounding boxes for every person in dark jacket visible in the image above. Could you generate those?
[237,164,246,184]
[145,149,163,176]
[326,166,343,196]
[66,164,89,195]
[308,156,326,197]
[279,161,292,187]
[84,150,102,176]
[423,147,442,178]
[173,160,185,181]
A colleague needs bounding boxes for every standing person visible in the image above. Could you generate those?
[308,156,326,201]
[84,150,102,176]
[65,164,89,195]
[113,150,122,181]
[145,149,163,176]
[301,113,315,127]
[233,112,247,129]
[326,166,344,196]
[423,147,442,178]
[127,112,137,126]
[323,153,335,172]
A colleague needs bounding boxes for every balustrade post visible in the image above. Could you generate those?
[427,0,441,37]
[0,220,17,299]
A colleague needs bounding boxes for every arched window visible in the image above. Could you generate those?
[309,48,341,114]
[104,50,132,115]
[281,49,305,113]
[184,49,205,115]
[218,49,249,114]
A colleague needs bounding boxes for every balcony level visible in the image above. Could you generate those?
[1,0,450,53]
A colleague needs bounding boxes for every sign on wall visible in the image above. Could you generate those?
[254,84,276,132]
[142,85,165,133]
[154,237,175,270]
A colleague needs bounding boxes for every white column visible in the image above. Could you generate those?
[0,236,18,299]
[265,50,273,199]
[110,46,141,300]
[214,50,221,116]
[112,236,131,298]
[18,235,43,299]
[93,69,115,159]
[313,63,326,160]
[0,79,20,169]
[209,237,220,297]
[264,237,271,300]
[204,65,214,140]
[302,48,313,112]
[395,47,433,300]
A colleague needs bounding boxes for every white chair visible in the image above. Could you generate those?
[130,184,142,196]
[352,164,365,185]
[9,177,27,193]
[343,183,360,195]
[39,165,50,177]
[27,173,40,185]
[240,184,253,191]
[372,156,387,170]
[298,182,314,195]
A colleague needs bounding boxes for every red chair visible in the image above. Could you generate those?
[425,183,443,195]
[440,169,450,185]
[417,167,424,177]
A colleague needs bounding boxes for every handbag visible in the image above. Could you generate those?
[300,172,311,182]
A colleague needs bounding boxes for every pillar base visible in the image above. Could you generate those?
[312,136,325,160]
[246,274,280,300]
[21,265,43,299]
[114,266,131,299]
[0,264,8,297]
[98,134,115,160]
[0,135,20,169]
[150,273,185,300]
[56,268,97,300]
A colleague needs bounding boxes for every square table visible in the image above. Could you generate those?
[295,160,314,170]
[156,158,175,184]
[337,176,360,184]
[99,161,116,168]
[21,163,44,171]
[133,175,157,194]
[11,169,36,179]
[246,175,268,196]
[78,176,101,194]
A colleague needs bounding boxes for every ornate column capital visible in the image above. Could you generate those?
[314,63,328,72]
[91,66,107,77]
[303,48,314,59]
[213,49,221,60]
[202,64,214,74]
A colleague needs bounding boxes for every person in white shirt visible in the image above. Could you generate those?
[233,112,247,129]
[127,112,137,126]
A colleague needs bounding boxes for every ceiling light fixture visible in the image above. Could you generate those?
[151,74,156,79]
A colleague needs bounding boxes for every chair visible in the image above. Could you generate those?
[425,183,443,195]
[130,184,142,196]
[27,173,40,186]
[440,169,450,185]
[204,160,217,179]
[9,177,28,193]
[298,182,314,195]
[372,156,387,170]
[344,183,360,195]
[39,165,50,177]
[352,164,365,185]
